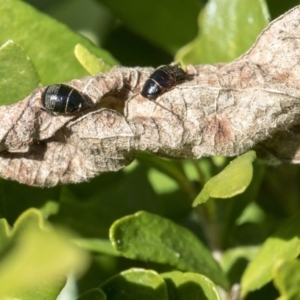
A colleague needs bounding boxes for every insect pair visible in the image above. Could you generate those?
[41,64,188,114]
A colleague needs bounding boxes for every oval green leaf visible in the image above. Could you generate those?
[176,0,270,64]
[74,44,113,75]
[193,151,256,206]
[109,211,229,289]
[101,268,168,300]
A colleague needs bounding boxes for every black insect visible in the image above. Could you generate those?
[141,64,188,99]
[41,84,85,114]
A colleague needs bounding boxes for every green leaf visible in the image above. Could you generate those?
[221,246,259,285]
[0,0,117,85]
[96,0,202,54]
[77,288,107,300]
[100,268,168,300]
[241,212,300,297]
[193,151,256,206]
[273,259,300,300]
[0,40,40,105]
[109,211,229,289]
[0,208,89,298]
[162,271,220,300]
[176,0,270,64]
[74,44,112,75]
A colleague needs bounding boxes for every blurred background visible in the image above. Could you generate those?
[1,1,300,299]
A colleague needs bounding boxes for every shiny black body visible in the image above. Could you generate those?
[41,84,84,113]
[141,64,187,99]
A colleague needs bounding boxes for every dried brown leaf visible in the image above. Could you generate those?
[1,7,300,187]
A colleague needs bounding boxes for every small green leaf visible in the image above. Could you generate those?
[193,151,256,206]
[109,211,229,289]
[74,44,112,75]
[273,259,300,300]
[0,40,40,105]
[77,288,107,300]
[101,268,168,300]
[0,208,89,298]
[241,212,300,297]
[176,0,270,64]
[162,271,220,300]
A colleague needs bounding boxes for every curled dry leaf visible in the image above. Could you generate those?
[1,7,300,187]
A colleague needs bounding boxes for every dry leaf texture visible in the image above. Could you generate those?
[1,6,300,187]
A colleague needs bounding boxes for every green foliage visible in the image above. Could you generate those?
[273,259,300,300]
[241,212,300,297]
[0,40,40,104]
[176,0,270,65]
[0,0,117,86]
[0,208,88,298]
[110,211,228,288]
[95,0,201,55]
[162,271,221,300]
[74,44,113,75]
[101,269,169,300]
[193,151,256,205]
[0,0,300,299]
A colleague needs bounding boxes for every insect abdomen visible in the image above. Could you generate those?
[41,84,84,113]
[141,64,187,99]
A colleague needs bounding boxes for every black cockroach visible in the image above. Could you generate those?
[141,64,188,99]
[41,84,85,114]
